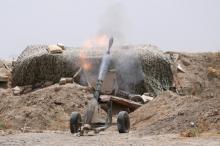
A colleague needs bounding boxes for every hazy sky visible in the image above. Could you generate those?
[0,0,220,59]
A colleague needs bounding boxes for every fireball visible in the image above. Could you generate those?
[80,35,108,71]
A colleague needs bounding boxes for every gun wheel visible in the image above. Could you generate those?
[117,111,130,133]
[70,112,82,134]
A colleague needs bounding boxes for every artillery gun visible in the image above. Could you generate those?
[69,37,130,135]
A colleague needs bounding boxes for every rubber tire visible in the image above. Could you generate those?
[70,112,82,134]
[117,111,130,133]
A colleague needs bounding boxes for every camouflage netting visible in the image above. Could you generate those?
[112,45,173,96]
[12,44,173,96]
[12,45,80,86]
[138,45,173,96]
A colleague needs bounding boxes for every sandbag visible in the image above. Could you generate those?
[47,45,63,54]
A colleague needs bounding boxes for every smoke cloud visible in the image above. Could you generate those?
[113,46,145,94]
[96,2,144,94]
[98,2,128,44]
[77,1,144,94]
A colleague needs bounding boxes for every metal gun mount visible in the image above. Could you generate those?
[69,37,131,135]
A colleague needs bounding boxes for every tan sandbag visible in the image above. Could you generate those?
[59,78,66,85]
[141,94,154,103]
[65,77,73,83]
[12,86,21,95]
[0,75,9,82]
[57,43,65,50]
[59,77,73,85]
[47,45,63,54]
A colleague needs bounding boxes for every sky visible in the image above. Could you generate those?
[0,0,220,59]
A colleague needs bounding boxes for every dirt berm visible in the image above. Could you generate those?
[130,52,220,135]
[0,83,92,131]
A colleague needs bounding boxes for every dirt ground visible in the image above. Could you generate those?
[0,130,220,146]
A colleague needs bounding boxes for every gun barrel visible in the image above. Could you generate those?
[107,37,114,54]
[98,54,111,81]
[94,37,114,101]
[98,37,113,81]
